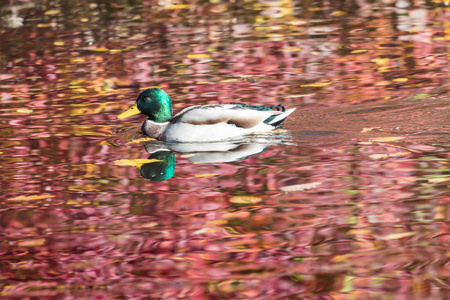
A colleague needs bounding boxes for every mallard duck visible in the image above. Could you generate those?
[117,88,295,142]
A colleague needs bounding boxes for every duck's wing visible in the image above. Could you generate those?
[170,103,295,129]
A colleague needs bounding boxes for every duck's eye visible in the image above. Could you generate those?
[144,97,150,101]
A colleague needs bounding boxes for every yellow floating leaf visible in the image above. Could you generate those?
[70,58,85,63]
[222,211,251,219]
[196,82,210,85]
[92,47,109,52]
[123,46,137,51]
[374,81,391,86]
[44,9,60,15]
[206,220,227,226]
[282,47,303,52]
[380,231,416,240]
[7,194,55,202]
[17,108,33,114]
[428,177,449,183]
[331,10,347,16]
[351,49,367,54]
[154,69,167,73]
[80,18,89,22]
[71,88,87,93]
[113,159,161,168]
[370,137,404,142]
[220,79,239,83]
[109,49,122,54]
[18,238,46,247]
[187,53,210,59]
[378,67,391,72]
[195,173,220,178]
[166,4,191,9]
[37,23,52,28]
[280,182,322,192]
[54,41,65,46]
[393,78,408,82]
[229,196,262,204]
[300,82,331,88]
[371,58,390,66]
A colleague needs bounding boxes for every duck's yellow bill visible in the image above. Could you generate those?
[117,103,141,119]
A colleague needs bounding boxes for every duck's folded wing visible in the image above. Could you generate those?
[171,104,289,129]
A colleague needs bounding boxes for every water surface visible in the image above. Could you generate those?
[0,1,449,299]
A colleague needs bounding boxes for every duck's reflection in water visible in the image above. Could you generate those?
[140,134,293,180]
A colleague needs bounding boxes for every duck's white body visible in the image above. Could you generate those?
[141,103,296,142]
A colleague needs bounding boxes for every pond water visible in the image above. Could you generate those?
[0,1,449,299]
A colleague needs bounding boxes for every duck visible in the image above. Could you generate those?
[117,88,296,142]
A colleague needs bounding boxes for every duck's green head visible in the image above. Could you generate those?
[117,88,173,122]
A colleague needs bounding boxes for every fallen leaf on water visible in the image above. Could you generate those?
[187,54,210,59]
[220,79,239,83]
[17,108,33,114]
[393,78,408,82]
[371,58,390,66]
[18,239,46,247]
[114,159,161,167]
[280,181,322,192]
[166,4,191,9]
[6,194,55,202]
[379,231,416,240]
[229,196,262,204]
[70,58,85,63]
[331,10,347,16]
[428,178,449,183]
[44,10,60,15]
[195,173,220,178]
[374,81,391,86]
[92,47,109,52]
[351,49,367,53]
[370,137,404,142]
[300,82,331,87]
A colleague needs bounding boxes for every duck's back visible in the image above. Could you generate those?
[161,103,295,142]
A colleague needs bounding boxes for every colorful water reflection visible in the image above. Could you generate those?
[0,1,449,299]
